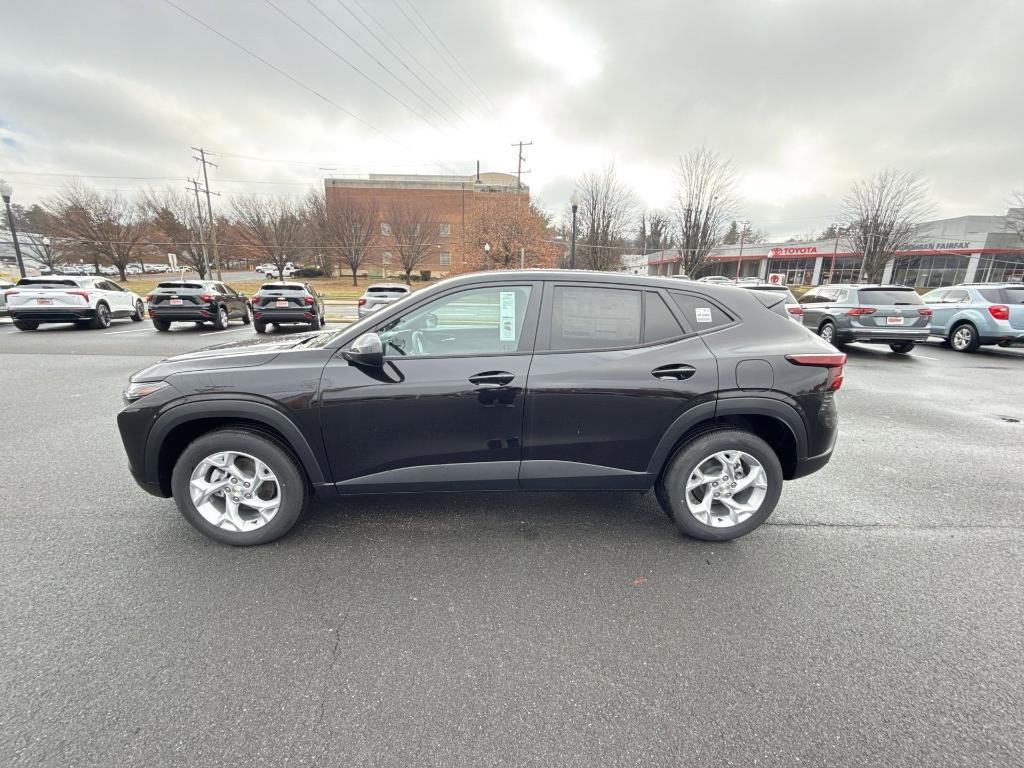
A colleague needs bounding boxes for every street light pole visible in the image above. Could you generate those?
[569,201,578,269]
[0,179,27,279]
[735,221,748,280]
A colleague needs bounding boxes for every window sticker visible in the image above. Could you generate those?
[694,307,713,324]
[499,291,516,341]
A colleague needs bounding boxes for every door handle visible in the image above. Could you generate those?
[469,371,515,387]
[651,364,696,381]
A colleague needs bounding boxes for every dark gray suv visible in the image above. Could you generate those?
[798,284,932,353]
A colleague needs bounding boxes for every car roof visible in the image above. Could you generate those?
[738,283,789,291]
[366,283,410,289]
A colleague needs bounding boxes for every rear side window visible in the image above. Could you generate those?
[858,288,923,305]
[550,286,641,351]
[980,287,1024,304]
[669,292,733,330]
[643,292,684,343]
[1004,287,1024,304]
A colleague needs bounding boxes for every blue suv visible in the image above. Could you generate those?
[922,283,1024,352]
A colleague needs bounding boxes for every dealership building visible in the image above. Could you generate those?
[647,210,1024,287]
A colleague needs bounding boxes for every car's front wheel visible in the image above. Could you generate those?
[171,429,307,545]
[131,300,145,322]
[656,429,783,541]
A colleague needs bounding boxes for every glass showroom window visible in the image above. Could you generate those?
[826,256,861,284]
[771,257,816,285]
[891,254,968,287]
[978,252,1024,283]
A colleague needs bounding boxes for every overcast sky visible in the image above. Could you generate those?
[1,0,1022,238]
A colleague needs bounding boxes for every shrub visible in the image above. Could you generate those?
[419,270,431,281]
[297,266,325,278]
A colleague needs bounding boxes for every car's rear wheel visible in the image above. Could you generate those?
[170,429,307,545]
[889,341,915,353]
[254,319,267,334]
[13,319,38,331]
[212,305,229,330]
[90,302,111,329]
[153,318,171,332]
[818,320,837,346]
[656,429,783,541]
[950,322,980,353]
[131,300,145,321]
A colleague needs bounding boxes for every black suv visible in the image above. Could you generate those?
[118,271,844,546]
[250,281,326,333]
[147,280,252,331]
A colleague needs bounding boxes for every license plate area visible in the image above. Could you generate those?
[169,298,183,305]
[36,298,53,305]
[276,299,288,307]
[886,315,904,325]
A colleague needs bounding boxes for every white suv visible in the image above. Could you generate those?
[5,276,146,331]
[258,262,298,279]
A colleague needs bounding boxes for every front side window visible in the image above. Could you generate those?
[378,285,533,357]
[943,290,969,303]
[550,286,641,351]
[923,289,948,303]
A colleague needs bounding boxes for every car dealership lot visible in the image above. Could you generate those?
[1,323,1022,767]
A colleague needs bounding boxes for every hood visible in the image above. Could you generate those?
[131,333,319,382]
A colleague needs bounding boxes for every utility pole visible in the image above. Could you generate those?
[511,140,532,192]
[735,220,749,280]
[186,178,211,278]
[192,147,222,279]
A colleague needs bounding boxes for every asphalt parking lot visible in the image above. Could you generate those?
[1,319,1022,767]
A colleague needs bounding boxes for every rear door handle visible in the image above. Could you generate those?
[469,371,515,387]
[651,364,696,381]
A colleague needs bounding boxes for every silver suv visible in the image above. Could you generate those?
[357,283,411,318]
[798,284,932,353]
[922,283,1024,352]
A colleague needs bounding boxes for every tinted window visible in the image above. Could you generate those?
[643,293,684,343]
[669,292,733,330]
[922,289,948,303]
[379,285,532,357]
[979,287,1024,304]
[857,288,923,305]
[943,289,969,303]
[550,286,641,351]
[798,289,822,304]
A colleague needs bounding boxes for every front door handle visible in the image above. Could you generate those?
[469,371,515,387]
[651,364,696,381]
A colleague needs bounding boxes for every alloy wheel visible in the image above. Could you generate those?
[819,323,834,344]
[952,326,972,351]
[188,450,282,532]
[683,450,768,528]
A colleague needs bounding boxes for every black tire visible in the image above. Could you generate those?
[818,320,837,346]
[889,341,915,353]
[655,429,783,542]
[131,300,145,322]
[170,428,308,546]
[310,311,322,330]
[90,302,111,329]
[242,303,252,325]
[153,318,171,332]
[13,319,38,331]
[254,319,267,334]
[212,305,229,330]
[950,322,980,353]
[194,321,205,328]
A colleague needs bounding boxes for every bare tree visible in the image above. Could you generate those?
[636,209,673,254]
[387,202,440,284]
[465,198,560,272]
[672,147,740,275]
[13,205,76,272]
[840,169,934,282]
[143,188,210,278]
[44,181,151,281]
[229,195,305,281]
[307,190,379,284]
[1007,190,1024,244]
[569,163,638,271]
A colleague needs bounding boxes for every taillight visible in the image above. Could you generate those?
[199,294,213,302]
[304,295,315,305]
[786,353,847,391]
[917,307,933,317]
[357,298,366,306]
[787,306,803,316]
[846,307,876,316]
[66,290,90,301]
[250,294,260,303]
[988,304,1010,320]
[144,294,152,302]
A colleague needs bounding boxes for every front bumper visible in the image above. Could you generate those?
[10,307,96,322]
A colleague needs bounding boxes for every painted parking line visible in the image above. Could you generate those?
[913,354,939,361]
[104,327,155,335]
[199,326,254,337]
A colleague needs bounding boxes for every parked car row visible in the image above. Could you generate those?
[55,263,175,276]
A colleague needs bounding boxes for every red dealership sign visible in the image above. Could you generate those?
[769,246,818,257]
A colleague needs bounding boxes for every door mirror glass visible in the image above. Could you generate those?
[343,332,384,367]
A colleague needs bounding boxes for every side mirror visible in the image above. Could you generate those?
[343,332,384,367]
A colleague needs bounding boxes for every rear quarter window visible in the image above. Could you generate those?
[669,291,733,330]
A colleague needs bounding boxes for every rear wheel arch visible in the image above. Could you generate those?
[148,402,328,496]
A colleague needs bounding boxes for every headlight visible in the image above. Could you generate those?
[123,380,169,404]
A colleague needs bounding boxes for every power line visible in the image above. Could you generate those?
[158,0,405,148]
[261,0,450,136]
[333,0,470,127]
[400,0,496,112]
[349,0,471,117]
[301,0,461,131]
[389,0,493,115]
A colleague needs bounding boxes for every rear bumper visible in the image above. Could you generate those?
[837,327,930,344]
[150,306,213,322]
[10,307,96,322]
[791,449,833,480]
[255,309,315,323]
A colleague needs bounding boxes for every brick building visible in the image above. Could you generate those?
[324,171,527,278]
